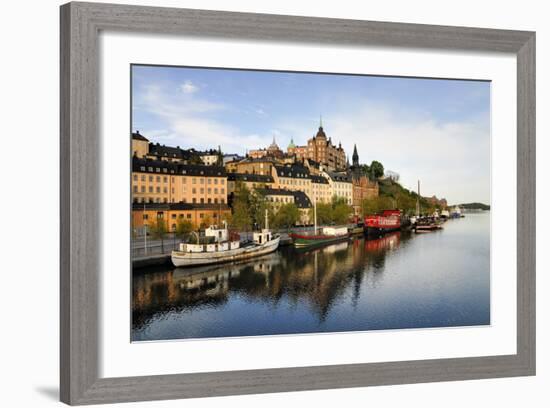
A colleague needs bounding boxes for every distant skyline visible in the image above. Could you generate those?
[132,65,491,204]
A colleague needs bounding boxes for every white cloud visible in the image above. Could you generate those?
[180,80,198,94]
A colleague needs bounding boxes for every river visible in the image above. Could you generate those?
[132,212,490,341]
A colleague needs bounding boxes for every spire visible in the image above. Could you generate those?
[352,144,359,166]
[319,114,323,128]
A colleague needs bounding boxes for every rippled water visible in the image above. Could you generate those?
[132,212,490,341]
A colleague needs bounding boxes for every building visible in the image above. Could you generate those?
[259,188,312,225]
[322,170,353,205]
[349,144,379,215]
[227,173,275,195]
[226,157,276,176]
[132,131,202,164]
[249,137,285,159]
[271,164,312,200]
[310,174,331,204]
[132,202,231,232]
[132,156,227,205]
[287,121,346,171]
[199,148,222,166]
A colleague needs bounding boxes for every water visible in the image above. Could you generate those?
[132,212,490,341]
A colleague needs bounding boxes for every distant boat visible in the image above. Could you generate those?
[364,209,401,236]
[414,217,443,233]
[450,206,462,219]
[171,213,280,267]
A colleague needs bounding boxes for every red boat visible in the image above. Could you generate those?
[364,209,401,236]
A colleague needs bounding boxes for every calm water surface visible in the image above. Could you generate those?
[132,212,490,341]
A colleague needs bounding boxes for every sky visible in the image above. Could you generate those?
[132,65,491,205]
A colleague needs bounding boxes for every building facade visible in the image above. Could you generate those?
[259,188,312,226]
[132,202,231,232]
[349,144,379,215]
[287,123,346,171]
[132,157,227,205]
[271,164,312,200]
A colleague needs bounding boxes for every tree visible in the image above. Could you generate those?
[175,217,193,237]
[231,182,252,231]
[272,203,300,230]
[148,215,168,253]
[369,160,384,179]
[311,202,333,225]
[249,189,272,230]
[332,199,353,224]
[199,214,213,229]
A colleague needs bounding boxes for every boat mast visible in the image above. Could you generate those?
[314,198,317,234]
[416,180,420,217]
[143,202,147,255]
[265,208,269,230]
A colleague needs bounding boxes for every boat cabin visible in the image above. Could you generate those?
[253,229,272,245]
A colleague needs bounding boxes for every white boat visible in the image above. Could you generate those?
[171,212,280,267]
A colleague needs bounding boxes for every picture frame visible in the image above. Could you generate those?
[60,1,535,405]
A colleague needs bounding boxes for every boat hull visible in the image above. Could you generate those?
[171,236,280,267]
[289,233,349,248]
[364,226,401,236]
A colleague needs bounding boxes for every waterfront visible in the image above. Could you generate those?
[132,212,490,341]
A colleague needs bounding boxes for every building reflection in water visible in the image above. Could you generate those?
[132,232,408,332]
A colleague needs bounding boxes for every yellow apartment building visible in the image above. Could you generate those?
[227,173,275,195]
[259,188,312,226]
[271,164,312,200]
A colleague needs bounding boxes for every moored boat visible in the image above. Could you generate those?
[171,212,280,267]
[413,216,443,232]
[364,209,401,236]
[290,226,350,248]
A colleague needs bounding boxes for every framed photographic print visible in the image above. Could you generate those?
[60,2,535,405]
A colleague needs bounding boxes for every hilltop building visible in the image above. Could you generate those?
[287,120,346,171]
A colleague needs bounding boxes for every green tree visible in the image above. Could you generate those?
[175,217,193,237]
[311,202,333,225]
[148,215,168,253]
[231,182,252,231]
[249,189,272,230]
[273,203,300,230]
[369,160,384,179]
[199,214,213,229]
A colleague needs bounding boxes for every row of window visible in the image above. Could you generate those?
[133,174,225,185]
[133,197,226,204]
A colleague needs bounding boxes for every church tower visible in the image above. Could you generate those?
[352,144,359,167]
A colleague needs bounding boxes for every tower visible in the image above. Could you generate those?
[352,144,359,167]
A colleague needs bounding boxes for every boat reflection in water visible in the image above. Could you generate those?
[132,213,490,341]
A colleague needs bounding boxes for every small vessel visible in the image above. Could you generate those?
[414,217,443,232]
[290,226,350,248]
[171,211,280,267]
[289,199,349,247]
[440,209,450,219]
[450,206,462,219]
[364,209,401,236]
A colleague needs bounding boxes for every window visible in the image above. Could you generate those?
[149,176,153,182]
[207,188,212,194]
[163,187,167,193]
[171,214,176,219]
[192,178,196,184]
[163,176,167,183]
[221,188,225,194]
[207,179,211,184]
[192,188,196,194]
[133,186,138,193]
[187,214,191,219]
[200,188,204,194]
[200,198,204,203]
[207,198,212,203]
[192,198,196,203]
[214,188,218,194]
[221,198,225,204]
[214,179,218,185]
[200,178,204,184]
[143,214,148,220]
[156,187,160,193]
[214,198,218,204]
[199,213,204,219]
[133,174,137,181]
[156,176,161,182]
[148,186,153,193]
[221,179,225,185]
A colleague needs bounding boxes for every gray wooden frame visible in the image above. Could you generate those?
[60,1,536,405]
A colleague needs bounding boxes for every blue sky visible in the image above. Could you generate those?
[132,65,490,204]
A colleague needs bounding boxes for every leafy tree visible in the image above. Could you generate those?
[249,189,272,230]
[272,203,300,230]
[200,214,213,229]
[231,182,252,231]
[311,202,333,225]
[175,217,193,237]
[148,215,168,253]
[369,160,384,179]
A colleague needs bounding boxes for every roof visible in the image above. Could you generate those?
[326,171,352,183]
[132,131,149,142]
[227,173,274,183]
[274,164,310,179]
[257,188,312,209]
[148,143,197,160]
[132,202,230,211]
[132,156,226,177]
[310,175,329,184]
